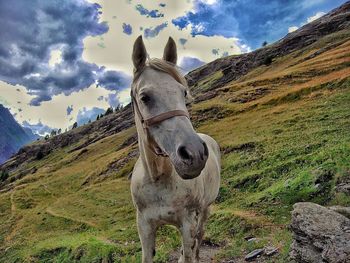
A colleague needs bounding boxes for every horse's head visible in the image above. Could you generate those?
[131,36,208,180]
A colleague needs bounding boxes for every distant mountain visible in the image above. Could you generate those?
[0,104,38,164]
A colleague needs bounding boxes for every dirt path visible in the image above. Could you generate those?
[46,207,97,228]
[168,244,220,263]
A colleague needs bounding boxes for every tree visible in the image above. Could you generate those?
[44,134,50,140]
[262,41,268,47]
[57,128,62,135]
[105,107,113,115]
[50,130,57,137]
[72,122,78,129]
[96,114,100,120]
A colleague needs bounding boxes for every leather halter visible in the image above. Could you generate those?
[130,85,190,157]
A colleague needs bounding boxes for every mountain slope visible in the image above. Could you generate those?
[0,105,38,165]
[0,2,349,262]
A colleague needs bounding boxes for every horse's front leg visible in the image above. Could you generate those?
[195,208,209,261]
[178,214,198,263]
[137,211,156,263]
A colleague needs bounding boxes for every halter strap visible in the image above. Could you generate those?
[143,110,189,127]
[130,88,190,157]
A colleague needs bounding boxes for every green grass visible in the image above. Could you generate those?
[198,78,350,261]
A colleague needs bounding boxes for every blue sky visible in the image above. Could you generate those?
[173,0,348,49]
[0,0,347,134]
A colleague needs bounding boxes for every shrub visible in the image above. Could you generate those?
[0,170,9,182]
[36,151,44,160]
[263,56,273,66]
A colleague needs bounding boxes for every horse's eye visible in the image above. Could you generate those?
[140,94,150,104]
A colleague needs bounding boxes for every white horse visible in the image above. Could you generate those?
[130,35,221,263]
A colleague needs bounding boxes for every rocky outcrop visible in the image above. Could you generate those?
[289,202,350,263]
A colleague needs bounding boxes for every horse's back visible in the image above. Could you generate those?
[198,133,221,206]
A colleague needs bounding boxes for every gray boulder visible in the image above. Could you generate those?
[290,202,350,263]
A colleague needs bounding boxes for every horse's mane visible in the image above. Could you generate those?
[133,58,188,88]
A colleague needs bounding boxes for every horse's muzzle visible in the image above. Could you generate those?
[174,139,209,180]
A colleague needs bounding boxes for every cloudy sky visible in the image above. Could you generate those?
[0,0,347,135]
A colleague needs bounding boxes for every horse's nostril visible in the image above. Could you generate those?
[203,142,209,158]
[177,145,193,161]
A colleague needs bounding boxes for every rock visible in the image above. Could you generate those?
[247,237,259,243]
[289,202,350,263]
[244,248,264,261]
[244,235,255,241]
[264,246,278,256]
[336,182,350,194]
[329,205,350,219]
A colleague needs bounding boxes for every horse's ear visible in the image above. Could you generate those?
[163,37,177,65]
[132,35,147,72]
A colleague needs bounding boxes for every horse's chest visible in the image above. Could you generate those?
[134,182,202,223]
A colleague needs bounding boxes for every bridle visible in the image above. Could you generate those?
[130,74,190,157]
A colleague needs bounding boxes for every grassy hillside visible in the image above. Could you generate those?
[0,26,350,263]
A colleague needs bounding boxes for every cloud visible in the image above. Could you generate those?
[117,88,131,106]
[307,11,326,23]
[222,51,229,57]
[22,120,53,136]
[288,10,326,34]
[66,105,73,116]
[288,26,298,33]
[82,0,244,74]
[171,0,344,49]
[144,22,168,38]
[106,93,120,108]
[97,70,131,91]
[199,0,218,5]
[76,107,105,126]
[0,0,138,106]
[122,23,133,35]
[172,1,240,38]
[0,80,119,131]
[135,4,164,18]
[212,48,219,56]
[179,38,188,47]
[179,56,205,73]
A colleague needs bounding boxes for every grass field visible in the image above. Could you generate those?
[0,30,349,262]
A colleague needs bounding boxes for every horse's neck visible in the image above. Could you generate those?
[133,106,174,181]
[138,132,173,181]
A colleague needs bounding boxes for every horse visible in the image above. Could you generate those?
[130,35,221,263]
